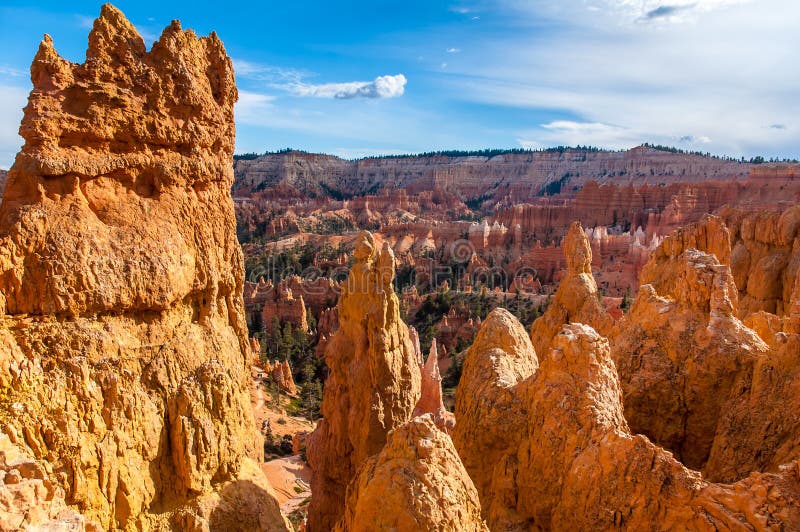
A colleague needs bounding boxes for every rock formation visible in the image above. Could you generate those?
[721,205,800,317]
[234,146,751,204]
[612,215,768,471]
[456,315,800,529]
[306,231,421,531]
[452,308,538,514]
[335,415,487,532]
[0,434,99,531]
[267,359,298,396]
[529,221,613,355]
[412,339,455,434]
[0,5,287,530]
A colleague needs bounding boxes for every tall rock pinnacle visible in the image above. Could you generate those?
[0,4,288,530]
[306,231,421,531]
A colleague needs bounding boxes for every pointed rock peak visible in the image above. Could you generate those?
[424,338,441,381]
[35,34,57,58]
[87,3,146,62]
[32,33,61,66]
[31,33,73,90]
[564,221,592,274]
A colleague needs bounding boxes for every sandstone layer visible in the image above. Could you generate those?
[721,206,800,317]
[306,231,421,531]
[452,308,538,511]
[0,5,287,530]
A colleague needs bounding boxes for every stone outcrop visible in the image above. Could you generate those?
[234,146,751,205]
[705,306,800,482]
[412,339,455,434]
[0,5,287,530]
[529,221,613,355]
[612,216,768,471]
[456,315,800,529]
[721,206,800,317]
[0,434,99,531]
[306,231,421,531]
[335,416,487,532]
[452,308,538,513]
[265,359,298,396]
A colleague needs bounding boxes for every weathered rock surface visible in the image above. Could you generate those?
[721,206,800,317]
[335,415,486,532]
[457,316,800,529]
[306,231,421,531]
[0,433,99,531]
[453,308,538,513]
[529,221,613,355]
[263,359,298,396]
[0,5,288,530]
[612,216,768,471]
[412,339,455,434]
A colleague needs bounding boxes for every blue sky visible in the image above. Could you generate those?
[0,0,798,168]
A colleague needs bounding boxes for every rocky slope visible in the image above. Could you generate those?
[722,205,800,317]
[0,5,287,530]
[305,231,421,531]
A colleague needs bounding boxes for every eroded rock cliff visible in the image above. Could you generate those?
[306,231,421,531]
[0,5,287,530]
[456,315,800,529]
[611,216,768,470]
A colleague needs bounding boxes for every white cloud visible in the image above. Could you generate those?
[291,74,407,99]
[447,47,462,53]
[234,59,406,100]
[233,59,306,85]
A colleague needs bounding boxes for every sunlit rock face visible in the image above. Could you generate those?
[306,231,421,531]
[0,4,288,530]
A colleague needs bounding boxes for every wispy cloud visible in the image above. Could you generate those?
[447,47,462,53]
[0,66,26,78]
[443,0,799,157]
[640,4,697,21]
[233,59,307,85]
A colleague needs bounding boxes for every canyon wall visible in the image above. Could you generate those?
[234,147,752,202]
[0,6,287,530]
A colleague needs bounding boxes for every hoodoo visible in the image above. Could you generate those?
[0,5,287,530]
[306,231,421,531]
